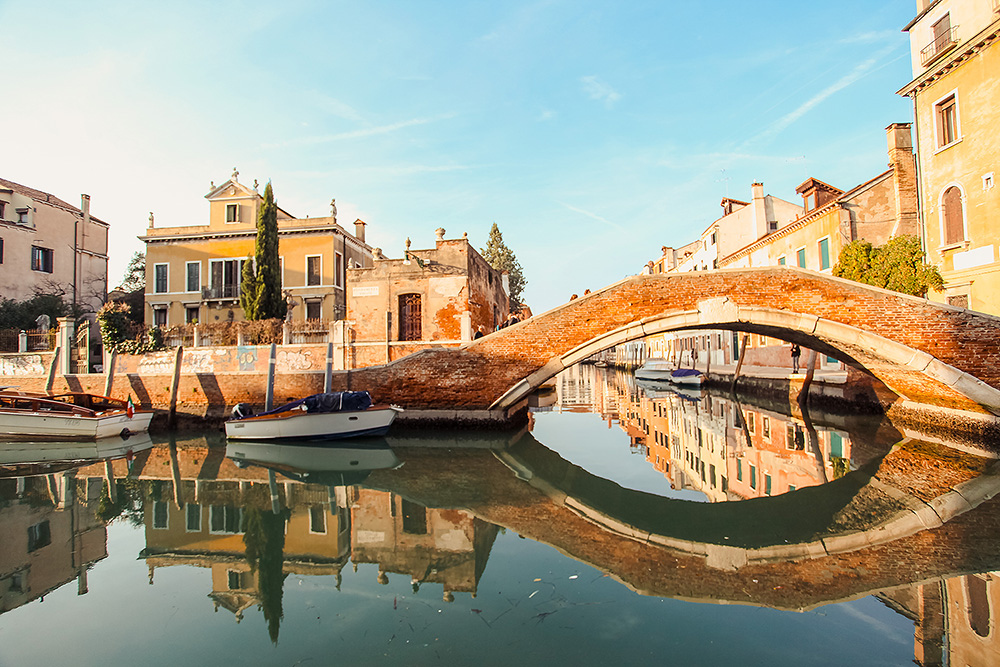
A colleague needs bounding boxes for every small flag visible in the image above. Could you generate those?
[126,396,135,419]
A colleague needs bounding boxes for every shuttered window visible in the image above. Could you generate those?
[399,293,421,341]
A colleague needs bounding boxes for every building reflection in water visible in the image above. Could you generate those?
[3,367,1000,665]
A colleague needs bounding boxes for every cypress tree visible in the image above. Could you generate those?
[480,223,527,308]
[240,182,286,320]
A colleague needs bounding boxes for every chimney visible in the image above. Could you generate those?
[81,194,91,224]
[751,182,769,240]
[886,123,918,237]
[354,218,366,244]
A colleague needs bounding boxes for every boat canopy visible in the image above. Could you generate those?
[252,392,373,418]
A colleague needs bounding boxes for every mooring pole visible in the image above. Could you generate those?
[168,346,184,429]
[730,334,748,392]
[265,342,277,411]
[797,349,818,406]
[103,350,117,397]
[325,342,334,393]
[45,347,60,393]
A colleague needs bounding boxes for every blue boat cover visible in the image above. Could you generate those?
[671,369,703,378]
[251,391,373,418]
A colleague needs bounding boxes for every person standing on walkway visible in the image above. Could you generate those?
[791,344,801,374]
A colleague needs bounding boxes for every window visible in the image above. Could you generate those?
[227,570,246,590]
[985,173,996,191]
[750,465,757,490]
[764,474,772,496]
[942,186,965,245]
[936,94,959,148]
[399,293,421,341]
[762,416,770,439]
[818,238,831,271]
[153,308,167,328]
[965,574,991,638]
[307,255,321,286]
[185,306,199,324]
[0,202,5,218]
[335,251,344,288]
[931,14,953,54]
[209,259,244,299]
[736,458,743,482]
[769,220,778,232]
[210,505,243,534]
[186,503,202,531]
[710,232,716,245]
[310,506,327,534]
[186,262,200,292]
[777,256,786,266]
[154,264,168,293]
[0,237,3,264]
[306,300,321,320]
[401,499,427,534]
[31,246,53,273]
[225,203,239,223]
[796,247,806,268]
[27,521,51,552]
[153,500,168,529]
[17,208,29,224]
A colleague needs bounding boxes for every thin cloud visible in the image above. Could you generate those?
[747,44,901,146]
[537,108,556,122]
[262,113,456,149]
[561,202,626,231]
[580,75,621,107]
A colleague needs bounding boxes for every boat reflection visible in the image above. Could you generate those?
[3,369,1000,663]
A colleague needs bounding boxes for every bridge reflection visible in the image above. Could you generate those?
[1,369,999,661]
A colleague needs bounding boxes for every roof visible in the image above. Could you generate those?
[795,177,843,196]
[0,177,109,225]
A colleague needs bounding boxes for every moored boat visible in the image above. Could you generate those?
[635,359,675,381]
[0,391,153,441]
[669,368,704,387]
[225,391,402,441]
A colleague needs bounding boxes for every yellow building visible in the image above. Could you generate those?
[898,0,1000,313]
[141,170,374,327]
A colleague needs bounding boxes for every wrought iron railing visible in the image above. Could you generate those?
[920,25,959,66]
[202,284,242,300]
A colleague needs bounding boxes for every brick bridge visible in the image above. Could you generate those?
[349,267,1000,417]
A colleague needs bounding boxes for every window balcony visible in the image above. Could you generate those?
[920,25,959,67]
[202,285,242,301]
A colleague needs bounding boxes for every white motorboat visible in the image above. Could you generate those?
[0,391,153,441]
[635,359,676,381]
[225,391,402,441]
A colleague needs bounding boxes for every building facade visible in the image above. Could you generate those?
[141,172,373,328]
[0,177,110,321]
[899,0,1000,314]
[346,228,510,367]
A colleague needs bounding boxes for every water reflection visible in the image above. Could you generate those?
[1,368,999,664]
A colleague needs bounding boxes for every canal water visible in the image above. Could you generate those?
[1,363,997,666]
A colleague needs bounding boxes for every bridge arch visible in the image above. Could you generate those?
[350,268,1000,416]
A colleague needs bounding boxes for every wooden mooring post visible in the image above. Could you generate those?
[103,351,117,397]
[324,342,334,393]
[168,346,184,428]
[730,335,749,392]
[265,342,277,411]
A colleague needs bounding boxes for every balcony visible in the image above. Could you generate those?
[920,25,959,67]
[202,285,242,302]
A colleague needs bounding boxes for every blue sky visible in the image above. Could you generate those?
[2,0,917,313]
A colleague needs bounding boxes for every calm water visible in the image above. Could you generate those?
[1,364,997,666]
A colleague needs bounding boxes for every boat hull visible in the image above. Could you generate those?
[0,410,153,441]
[225,406,401,441]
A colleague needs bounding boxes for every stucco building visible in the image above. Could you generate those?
[0,177,109,321]
[346,228,510,367]
[898,0,1000,314]
[141,170,373,328]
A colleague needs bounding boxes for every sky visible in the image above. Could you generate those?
[1,0,919,314]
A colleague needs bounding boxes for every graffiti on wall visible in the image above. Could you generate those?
[277,349,315,372]
[0,355,45,376]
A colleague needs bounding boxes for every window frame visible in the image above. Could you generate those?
[939,183,967,248]
[306,255,322,287]
[933,90,961,151]
[818,236,831,271]
[334,251,344,289]
[225,203,240,223]
[153,263,169,293]
[796,246,807,269]
[185,261,201,293]
[30,246,54,273]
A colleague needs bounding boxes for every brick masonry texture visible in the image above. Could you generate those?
[11,268,1000,418]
